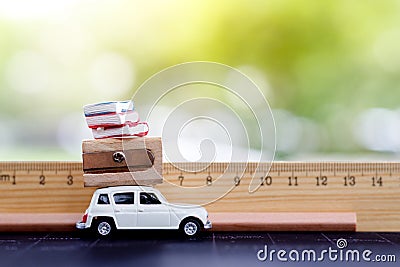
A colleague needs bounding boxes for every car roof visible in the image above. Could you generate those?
[95,185,157,194]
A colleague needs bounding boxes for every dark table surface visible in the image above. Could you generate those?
[0,231,399,267]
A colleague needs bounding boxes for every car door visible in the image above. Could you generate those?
[136,192,171,228]
[112,192,137,228]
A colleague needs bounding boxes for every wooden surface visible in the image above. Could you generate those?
[82,137,162,186]
[0,212,356,232]
[0,161,399,231]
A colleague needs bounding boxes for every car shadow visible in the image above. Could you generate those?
[78,229,212,241]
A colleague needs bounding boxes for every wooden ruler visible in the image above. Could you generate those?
[0,161,399,231]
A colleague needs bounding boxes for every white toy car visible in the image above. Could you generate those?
[76,185,212,237]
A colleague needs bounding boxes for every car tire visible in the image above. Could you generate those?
[94,219,114,238]
[181,219,201,237]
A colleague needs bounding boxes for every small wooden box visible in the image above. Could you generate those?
[82,137,162,187]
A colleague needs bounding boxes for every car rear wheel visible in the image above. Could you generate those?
[181,219,200,237]
[95,219,114,237]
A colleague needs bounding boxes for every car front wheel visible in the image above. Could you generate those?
[181,219,200,237]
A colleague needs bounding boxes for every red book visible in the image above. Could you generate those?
[92,122,149,139]
[85,110,139,129]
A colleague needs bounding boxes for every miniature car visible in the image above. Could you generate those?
[76,185,212,237]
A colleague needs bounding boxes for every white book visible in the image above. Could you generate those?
[84,100,134,117]
[92,122,149,139]
[85,110,140,129]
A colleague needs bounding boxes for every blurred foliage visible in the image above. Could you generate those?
[0,0,400,159]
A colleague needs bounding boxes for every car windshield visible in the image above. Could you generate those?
[140,192,161,204]
[155,191,167,203]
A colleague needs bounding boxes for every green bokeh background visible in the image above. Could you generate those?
[0,0,399,160]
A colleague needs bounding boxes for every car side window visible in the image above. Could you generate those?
[140,192,161,205]
[97,194,110,205]
[113,193,135,204]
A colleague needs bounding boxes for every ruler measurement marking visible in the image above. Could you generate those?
[1,162,400,189]
[361,162,364,176]
[334,162,336,176]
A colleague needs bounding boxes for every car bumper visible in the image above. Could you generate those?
[204,220,212,230]
[76,221,88,230]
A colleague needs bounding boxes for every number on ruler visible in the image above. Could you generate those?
[67,175,73,186]
[234,176,240,186]
[288,176,298,186]
[260,176,272,186]
[206,175,212,186]
[316,176,328,186]
[178,175,184,186]
[372,176,383,187]
[39,175,45,185]
[12,175,16,185]
[344,176,356,186]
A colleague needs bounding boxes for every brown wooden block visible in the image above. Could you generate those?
[84,170,162,187]
[0,213,82,232]
[209,212,357,232]
[82,137,162,187]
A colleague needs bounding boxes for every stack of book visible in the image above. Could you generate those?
[82,100,162,187]
[84,100,149,139]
